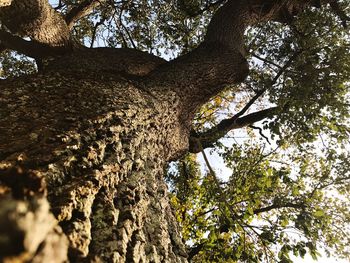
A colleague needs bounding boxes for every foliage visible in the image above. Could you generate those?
[167,143,350,262]
[167,2,350,262]
[49,0,216,57]
[2,0,350,262]
[0,51,36,78]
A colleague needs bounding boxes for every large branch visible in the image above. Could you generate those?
[187,44,301,153]
[189,107,278,153]
[204,0,311,49]
[203,0,314,55]
[0,0,71,47]
[146,0,315,115]
[65,0,106,29]
[0,29,68,58]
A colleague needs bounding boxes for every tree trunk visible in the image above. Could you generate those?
[0,50,189,262]
[0,1,317,261]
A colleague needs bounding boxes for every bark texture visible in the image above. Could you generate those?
[0,0,70,46]
[0,49,189,262]
[0,0,319,262]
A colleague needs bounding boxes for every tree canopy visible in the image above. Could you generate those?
[1,0,350,262]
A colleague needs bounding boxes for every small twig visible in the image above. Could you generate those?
[249,125,271,144]
[251,53,283,69]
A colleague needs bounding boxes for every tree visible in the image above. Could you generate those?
[0,0,349,262]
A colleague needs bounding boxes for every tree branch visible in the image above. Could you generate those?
[0,0,71,47]
[188,243,205,261]
[251,202,306,215]
[0,29,69,58]
[181,0,226,17]
[251,53,283,69]
[0,43,6,52]
[115,7,137,49]
[65,0,106,29]
[189,107,278,153]
[204,0,312,53]
[249,125,271,144]
[188,46,300,153]
[90,17,105,48]
[146,0,315,116]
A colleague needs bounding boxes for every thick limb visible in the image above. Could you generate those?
[147,0,315,113]
[0,0,71,46]
[65,0,107,29]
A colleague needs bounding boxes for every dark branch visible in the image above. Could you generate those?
[182,0,226,17]
[90,17,106,48]
[0,43,6,53]
[251,202,306,215]
[65,0,106,29]
[251,53,283,69]
[188,47,300,153]
[0,29,70,58]
[53,0,65,10]
[188,243,205,261]
[189,107,278,153]
[271,49,302,84]
[217,202,306,233]
[249,125,271,144]
[116,8,137,49]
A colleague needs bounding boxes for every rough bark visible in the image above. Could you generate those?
[0,29,69,58]
[0,0,321,262]
[0,0,70,46]
[0,49,189,262]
